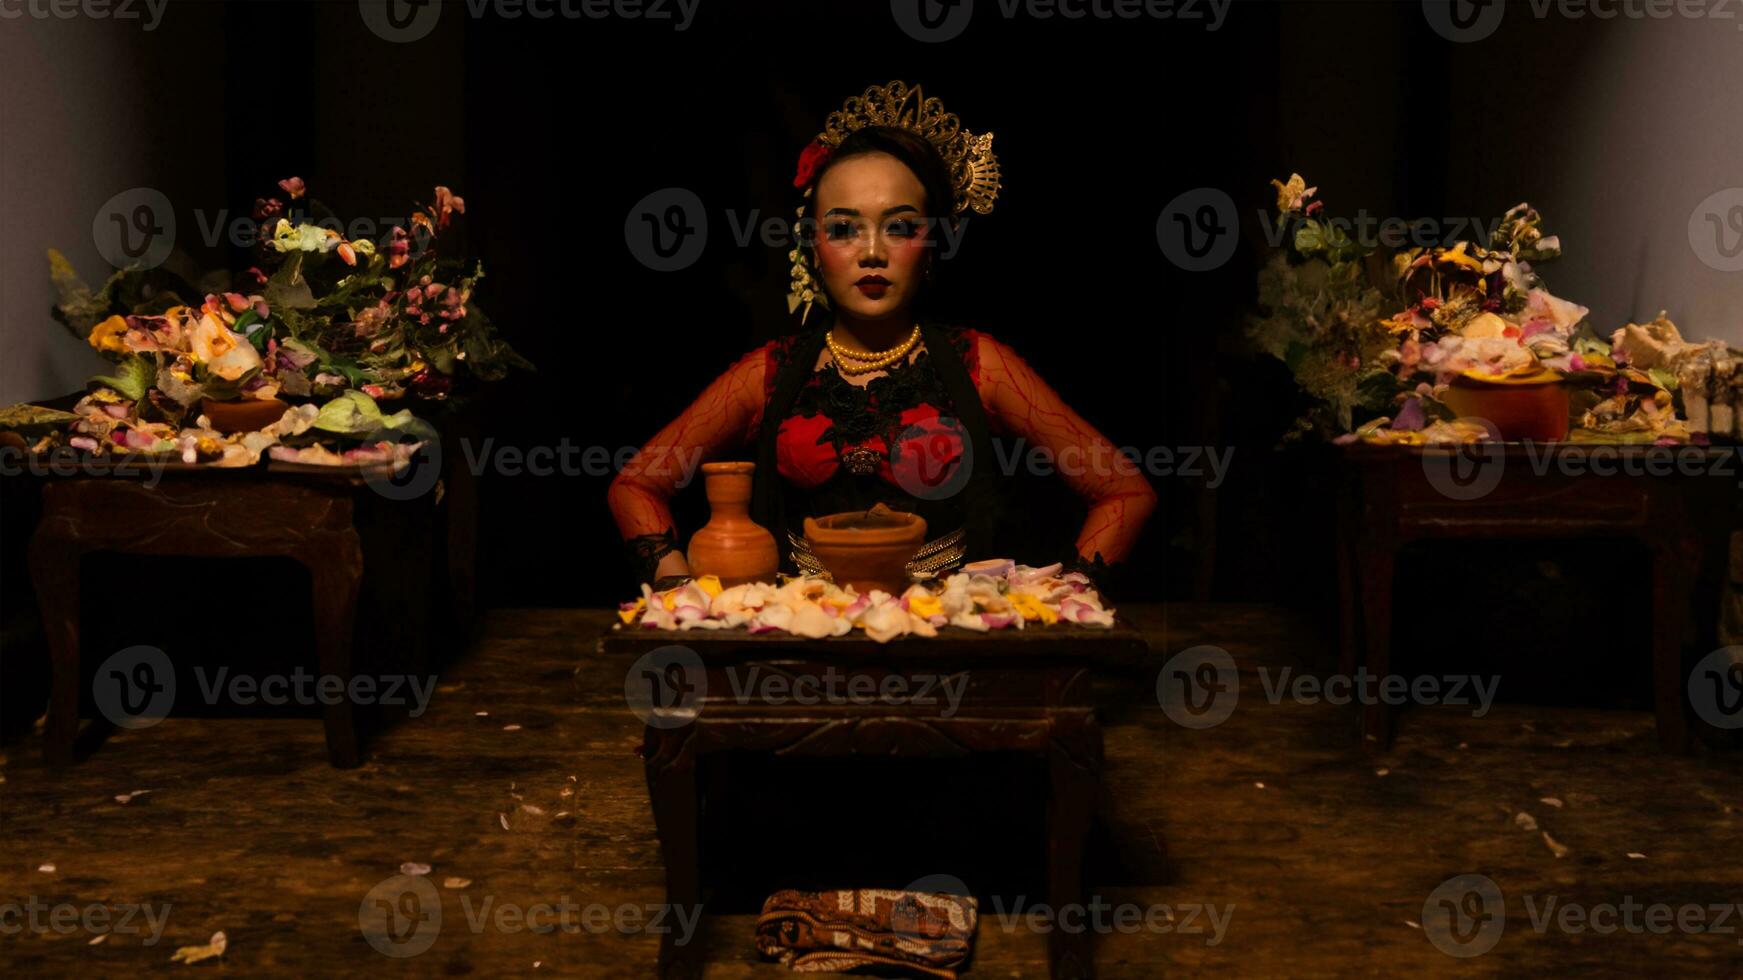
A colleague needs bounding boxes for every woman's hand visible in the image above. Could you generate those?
[653,550,692,581]
[975,333,1158,567]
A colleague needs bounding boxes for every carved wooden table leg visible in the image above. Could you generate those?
[443,427,480,640]
[1337,468,1362,678]
[1359,544,1396,750]
[28,520,84,766]
[1651,541,1694,752]
[297,531,364,769]
[1047,716,1102,980]
[644,727,703,980]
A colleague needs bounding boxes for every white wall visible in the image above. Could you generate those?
[0,9,224,404]
[1446,11,1743,348]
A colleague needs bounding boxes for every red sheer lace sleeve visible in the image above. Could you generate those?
[972,333,1158,566]
[607,343,773,554]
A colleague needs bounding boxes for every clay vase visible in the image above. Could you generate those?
[687,461,780,587]
[803,502,927,595]
[1441,376,1570,442]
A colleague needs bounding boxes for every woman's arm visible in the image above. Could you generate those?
[974,334,1158,567]
[607,344,770,583]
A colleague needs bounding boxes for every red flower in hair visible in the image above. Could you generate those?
[793,140,832,190]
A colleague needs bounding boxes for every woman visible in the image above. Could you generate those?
[608,81,1155,590]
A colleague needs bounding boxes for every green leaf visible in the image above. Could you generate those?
[1282,340,1309,372]
[88,354,155,401]
[155,366,205,408]
[1354,369,1402,411]
[0,403,80,431]
[1647,367,1677,391]
[314,390,382,433]
[325,354,369,386]
[427,344,458,375]
[264,253,316,310]
[1570,329,1610,357]
[313,390,434,441]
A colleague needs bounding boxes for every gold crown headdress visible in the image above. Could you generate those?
[788,80,1002,322]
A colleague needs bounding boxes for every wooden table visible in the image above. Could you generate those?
[1338,443,1739,750]
[19,431,476,768]
[599,620,1149,980]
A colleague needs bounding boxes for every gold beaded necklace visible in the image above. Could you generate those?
[826,324,921,376]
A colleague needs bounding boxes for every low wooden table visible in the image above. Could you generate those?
[1338,443,1738,750]
[599,620,1149,980]
[20,434,476,768]
[31,469,367,766]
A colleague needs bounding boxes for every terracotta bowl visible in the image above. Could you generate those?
[201,396,291,435]
[1441,378,1570,442]
[802,503,927,595]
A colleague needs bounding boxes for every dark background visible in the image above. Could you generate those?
[201,0,1402,609]
[4,1,1730,720]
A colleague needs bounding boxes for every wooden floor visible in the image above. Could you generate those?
[3,604,1740,977]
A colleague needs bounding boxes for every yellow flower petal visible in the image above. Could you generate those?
[1436,241,1485,273]
[1459,366,1562,386]
[906,594,943,619]
[87,314,129,354]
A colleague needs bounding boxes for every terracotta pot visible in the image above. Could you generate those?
[201,396,291,435]
[687,461,780,587]
[1441,377,1570,442]
[803,503,927,595]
